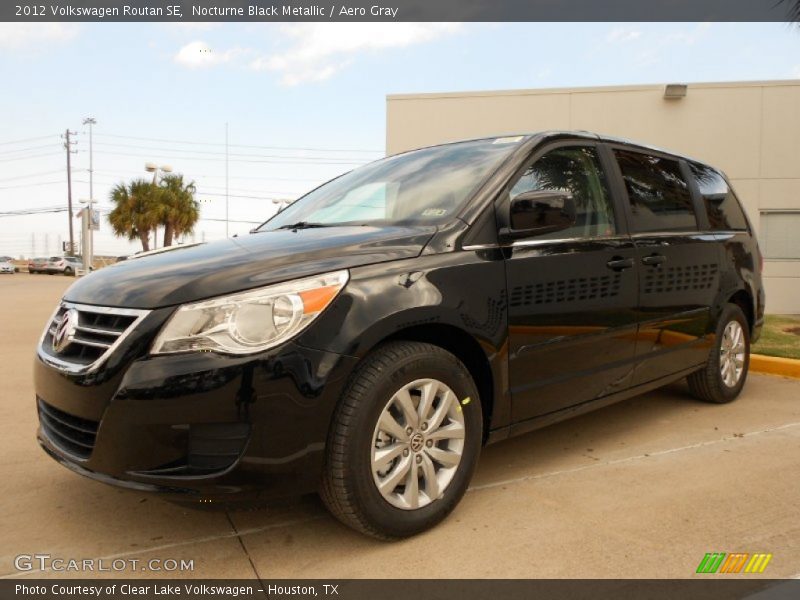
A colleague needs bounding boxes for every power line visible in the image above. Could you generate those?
[0,143,61,155]
[0,151,64,162]
[0,169,66,182]
[91,168,323,183]
[83,141,376,162]
[0,179,65,190]
[94,132,382,154]
[75,175,301,197]
[86,149,362,165]
[0,134,59,146]
[0,206,69,217]
[198,191,294,201]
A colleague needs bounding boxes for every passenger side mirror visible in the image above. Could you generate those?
[502,190,576,240]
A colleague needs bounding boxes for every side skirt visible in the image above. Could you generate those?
[485,364,703,445]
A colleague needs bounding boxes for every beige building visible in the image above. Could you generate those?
[386,80,800,314]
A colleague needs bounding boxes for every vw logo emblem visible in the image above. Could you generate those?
[410,432,425,453]
[52,308,79,354]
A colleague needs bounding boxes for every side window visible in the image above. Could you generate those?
[689,163,749,231]
[614,149,697,233]
[510,146,616,239]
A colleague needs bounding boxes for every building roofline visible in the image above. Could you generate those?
[386,78,800,101]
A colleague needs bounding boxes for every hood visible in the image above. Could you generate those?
[64,225,436,309]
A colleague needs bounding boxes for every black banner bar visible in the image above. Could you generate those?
[5,0,800,22]
[3,579,800,600]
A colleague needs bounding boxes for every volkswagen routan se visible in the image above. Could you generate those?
[35,131,764,538]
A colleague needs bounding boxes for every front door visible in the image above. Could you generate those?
[504,143,640,422]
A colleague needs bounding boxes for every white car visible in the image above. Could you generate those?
[45,256,83,276]
[0,261,15,274]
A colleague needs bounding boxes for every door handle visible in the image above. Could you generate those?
[606,257,635,271]
[642,254,667,266]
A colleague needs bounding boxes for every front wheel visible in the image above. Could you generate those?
[321,341,482,539]
[687,303,750,404]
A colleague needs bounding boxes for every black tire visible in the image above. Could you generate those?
[687,303,750,404]
[321,341,482,539]
[64,267,73,276]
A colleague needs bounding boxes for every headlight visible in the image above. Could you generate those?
[151,270,348,355]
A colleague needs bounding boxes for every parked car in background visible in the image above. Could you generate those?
[0,260,15,274]
[0,256,19,272]
[34,131,764,539]
[28,257,49,274]
[45,256,83,276]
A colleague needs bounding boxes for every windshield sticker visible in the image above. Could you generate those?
[492,136,524,144]
[422,208,447,217]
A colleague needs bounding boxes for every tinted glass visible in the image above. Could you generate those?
[689,163,748,231]
[260,138,522,230]
[614,149,697,232]
[510,146,616,239]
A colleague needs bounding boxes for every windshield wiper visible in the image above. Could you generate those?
[275,221,331,231]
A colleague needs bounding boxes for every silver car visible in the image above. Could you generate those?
[45,256,83,276]
[0,261,15,274]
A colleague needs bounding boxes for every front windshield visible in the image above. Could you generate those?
[259,137,525,231]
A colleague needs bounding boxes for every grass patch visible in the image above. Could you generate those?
[752,314,800,360]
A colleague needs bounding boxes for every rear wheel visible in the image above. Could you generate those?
[687,303,750,404]
[321,341,482,539]
[64,266,73,276]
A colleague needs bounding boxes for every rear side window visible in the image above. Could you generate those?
[689,163,749,231]
[614,149,697,233]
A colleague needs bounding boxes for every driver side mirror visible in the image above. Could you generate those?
[502,190,576,240]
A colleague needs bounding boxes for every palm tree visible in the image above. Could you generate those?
[108,179,161,252]
[158,174,199,247]
[783,0,800,22]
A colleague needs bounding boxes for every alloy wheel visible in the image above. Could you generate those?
[370,378,465,510]
[719,320,746,388]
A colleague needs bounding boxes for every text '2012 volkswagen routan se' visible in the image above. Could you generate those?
[35,131,764,538]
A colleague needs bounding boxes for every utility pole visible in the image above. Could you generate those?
[225,122,229,238]
[62,129,77,255]
[82,118,96,269]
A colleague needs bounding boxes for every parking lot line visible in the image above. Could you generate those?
[468,420,800,492]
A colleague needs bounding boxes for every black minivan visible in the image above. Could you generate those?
[35,131,764,538]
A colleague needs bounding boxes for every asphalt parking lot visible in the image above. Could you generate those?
[1,275,798,579]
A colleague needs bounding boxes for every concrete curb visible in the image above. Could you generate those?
[750,354,800,379]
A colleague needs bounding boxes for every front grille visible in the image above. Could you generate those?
[39,302,149,373]
[38,398,99,459]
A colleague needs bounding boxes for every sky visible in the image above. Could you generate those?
[0,21,799,258]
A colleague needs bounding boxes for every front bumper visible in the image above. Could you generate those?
[35,340,358,501]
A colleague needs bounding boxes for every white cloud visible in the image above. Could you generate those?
[249,23,464,86]
[606,27,642,44]
[792,65,800,79]
[0,23,79,49]
[662,22,712,46]
[173,40,243,68]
